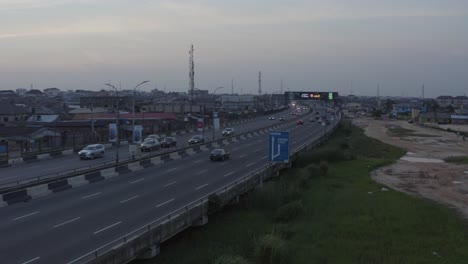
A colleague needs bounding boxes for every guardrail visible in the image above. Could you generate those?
[69,116,341,264]
[0,113,310,193]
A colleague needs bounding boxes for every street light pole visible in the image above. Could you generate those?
[132,80,150,143]
[105,83,120,163]
[212,86,225,141]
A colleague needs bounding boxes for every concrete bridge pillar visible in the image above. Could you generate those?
[136,244,160,260]
[193,215,208,226]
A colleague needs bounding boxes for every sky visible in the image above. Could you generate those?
[0,0,467,98]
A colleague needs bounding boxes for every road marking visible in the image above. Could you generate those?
[193,159,202,164]
[196,169,207,175]
[255,148,261,152]
[120,195,139,204]
[232,147,240,151]
[224,171,235,177]
[164,181,177,187]
[53,217,81,228]
[156,198,175,208]
[166,168,178,173]
[22,257,40,264]
[246,163,255,167]
[261,156,268,159]
[195,183,208,190]
[239,155,246,158]
[13,211,39,221]
[82,192,101,199]
[93,221,122,235]
[130,178,144,184]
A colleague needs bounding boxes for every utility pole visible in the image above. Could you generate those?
[231,78,234,95]
[377,83,381,110]
[280,79,283,94]
[422,84,425,99]
[105,83,120,163]
[258,71,262,95]
[189,44,195,105]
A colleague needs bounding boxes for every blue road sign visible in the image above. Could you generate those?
[269,131,290,163]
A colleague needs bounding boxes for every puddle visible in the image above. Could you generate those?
[453,181,464,184]
[407,152,416,155]
[400,157,444,163]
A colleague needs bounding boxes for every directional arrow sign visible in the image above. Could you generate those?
[269,131,290,163]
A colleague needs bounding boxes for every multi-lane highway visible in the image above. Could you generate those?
[0,110,295,187]
[0,109,336,264]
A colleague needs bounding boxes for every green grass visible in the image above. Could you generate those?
[135,121,468,264]
[444,156,468,165]
[387,127,439,138]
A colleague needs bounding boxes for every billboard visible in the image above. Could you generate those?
[286,91,338,101]
[133,125,143,143]
[109,123,117,142]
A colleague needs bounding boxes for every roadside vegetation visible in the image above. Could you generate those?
[387,127,439,138]
[136,120,468,264]
[444,156,468,165]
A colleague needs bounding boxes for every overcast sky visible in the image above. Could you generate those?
[1,0,467,97]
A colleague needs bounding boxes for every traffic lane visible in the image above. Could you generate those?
[0,120,320,263]
[0,123,295,229]
[0,110,297,185]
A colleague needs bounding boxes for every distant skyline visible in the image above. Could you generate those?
[1,0,467,97]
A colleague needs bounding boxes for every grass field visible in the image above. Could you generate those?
[136,121,468,264]
[386,127,439,138]
[444,156,468,165]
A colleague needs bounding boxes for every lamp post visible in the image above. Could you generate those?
[105,83,120,163]
[212,86,224,141]
[132,80,150,143]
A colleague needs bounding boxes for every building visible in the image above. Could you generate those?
[25,89,44,97]
[436,96,453,107]
[418,112,451,124]
[346,102,362,112]
[451,115,468,125]
[43,87,61,97]
[80,96,132,112]
[16,88,27,96]
[453,96,468,108]
[392,103,412,115]
[0,102,30,124]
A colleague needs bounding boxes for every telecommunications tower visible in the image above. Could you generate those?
[258,71,262,95]
[189,44,195,104]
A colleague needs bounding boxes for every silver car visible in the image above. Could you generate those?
[222,128,235,136]
[78,144,105,160]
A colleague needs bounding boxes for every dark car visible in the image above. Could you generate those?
[297,119,304,125]
[188,135,205,145]
[210,149,230,161]
[161,137,177,148]
[140,139,160,152]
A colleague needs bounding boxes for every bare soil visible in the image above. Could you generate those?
[353,118,468,220]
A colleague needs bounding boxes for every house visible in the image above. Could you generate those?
[25,89,44,97]
[436,96,453,107]
[0,102,30,124]
[392,103,412,115]
[43,87,61,97]
[346,102,362,112]
[451,115,468,125]
[16,88,27,96]
[0,126,62,153]
[453,96,468,108]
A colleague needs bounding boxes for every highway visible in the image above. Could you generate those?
[0,111,335,264]
[0,110,296,187]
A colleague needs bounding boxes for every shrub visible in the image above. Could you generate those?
[255,234,289,264]
[319,160,329,176]
[214,254,251,264]
[307,164,320,178]
[208,193,223,214]
[273,224,296,240]
[282,186,302,204]
[275,200,305,222]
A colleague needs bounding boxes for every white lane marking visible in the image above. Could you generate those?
[224,171,235,177]
[93,221,122,235]
[82,192,101,199]
[195,183,208,190]
[130,178,144,184]
[13,211,39,221]
[239,155,246,158]
[164,181,177,187]
[232,147,240,151]
[53,217,81,228]
[166,168,178,172]
[22,257,40,264]
[120,195,139,204]
[261,156,268,159]
[196,169,208,175]
[156,198,175,208]
[246,163,255,167]
[193,160,202,164]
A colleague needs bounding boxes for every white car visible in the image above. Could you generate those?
[269,116,276,120]
[222,128,235,136]
[144,134,160,141]
[78,144,105,160]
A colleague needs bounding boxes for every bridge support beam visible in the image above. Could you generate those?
[136,244,160,260]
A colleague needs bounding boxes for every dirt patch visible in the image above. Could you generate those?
[353,118,468,220]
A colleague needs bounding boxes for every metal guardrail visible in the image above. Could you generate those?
[0,113,310,193]
[68,116,342,264]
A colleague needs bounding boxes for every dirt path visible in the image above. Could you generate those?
[352,118,468,220]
